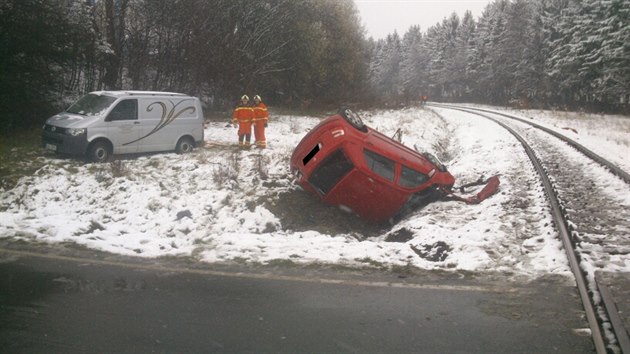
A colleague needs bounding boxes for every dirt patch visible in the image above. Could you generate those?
[410,241,451,262]
[385,228,414,243]
[0,149,48,190]
[264,188,389,237]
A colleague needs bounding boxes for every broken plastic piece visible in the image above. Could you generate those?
[443,175,500,204]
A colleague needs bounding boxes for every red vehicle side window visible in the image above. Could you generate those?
[399,165,429,188]
[363,149,395,182]
[308,148,354,195]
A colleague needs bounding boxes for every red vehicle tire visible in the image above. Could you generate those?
[339,108,368,133]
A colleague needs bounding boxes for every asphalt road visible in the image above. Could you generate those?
[0,244,594,353]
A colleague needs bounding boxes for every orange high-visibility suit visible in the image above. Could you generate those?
[233,104,253,146]
[253,102,268,148]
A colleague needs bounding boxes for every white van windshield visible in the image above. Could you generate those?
[67,94,117,116]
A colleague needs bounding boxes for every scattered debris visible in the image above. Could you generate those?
[410,241,451,262]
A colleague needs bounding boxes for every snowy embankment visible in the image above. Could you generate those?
[3,106,625,279]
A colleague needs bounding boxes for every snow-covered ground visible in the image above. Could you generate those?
[460,104,630,173]
[1,106,628,280]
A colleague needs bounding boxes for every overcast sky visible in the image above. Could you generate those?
[355,0,493,39]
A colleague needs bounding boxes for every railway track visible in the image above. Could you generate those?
[430,103,630,354]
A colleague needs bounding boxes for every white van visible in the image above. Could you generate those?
[42,91,204,162]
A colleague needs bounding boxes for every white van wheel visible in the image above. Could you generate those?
[88,141,111,163]
[176,137,194,154]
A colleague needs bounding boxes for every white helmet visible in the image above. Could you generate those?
[241,95,249,101]
[253,95,262,102]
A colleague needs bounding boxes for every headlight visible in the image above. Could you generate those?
[67,128,86,136]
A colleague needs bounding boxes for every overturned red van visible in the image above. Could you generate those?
[290,108,456,223]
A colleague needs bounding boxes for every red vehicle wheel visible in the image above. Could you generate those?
[339,108,368,133]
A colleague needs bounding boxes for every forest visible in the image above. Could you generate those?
[1,0,629,134]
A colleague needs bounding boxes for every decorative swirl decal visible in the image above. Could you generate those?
[123,99,196,146]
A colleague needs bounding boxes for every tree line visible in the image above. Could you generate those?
[369,0,630,111]
[1,0,628,134]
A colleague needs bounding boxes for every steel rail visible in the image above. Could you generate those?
[430,105,607,354]
[430,103,630,184]
[595,272,630,353]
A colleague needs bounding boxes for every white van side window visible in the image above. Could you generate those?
[107,99,138,121]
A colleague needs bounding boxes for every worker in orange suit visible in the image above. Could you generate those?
[252,95,269,148]
[232,95,253,147]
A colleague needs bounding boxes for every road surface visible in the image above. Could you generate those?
[0,242,594,353]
